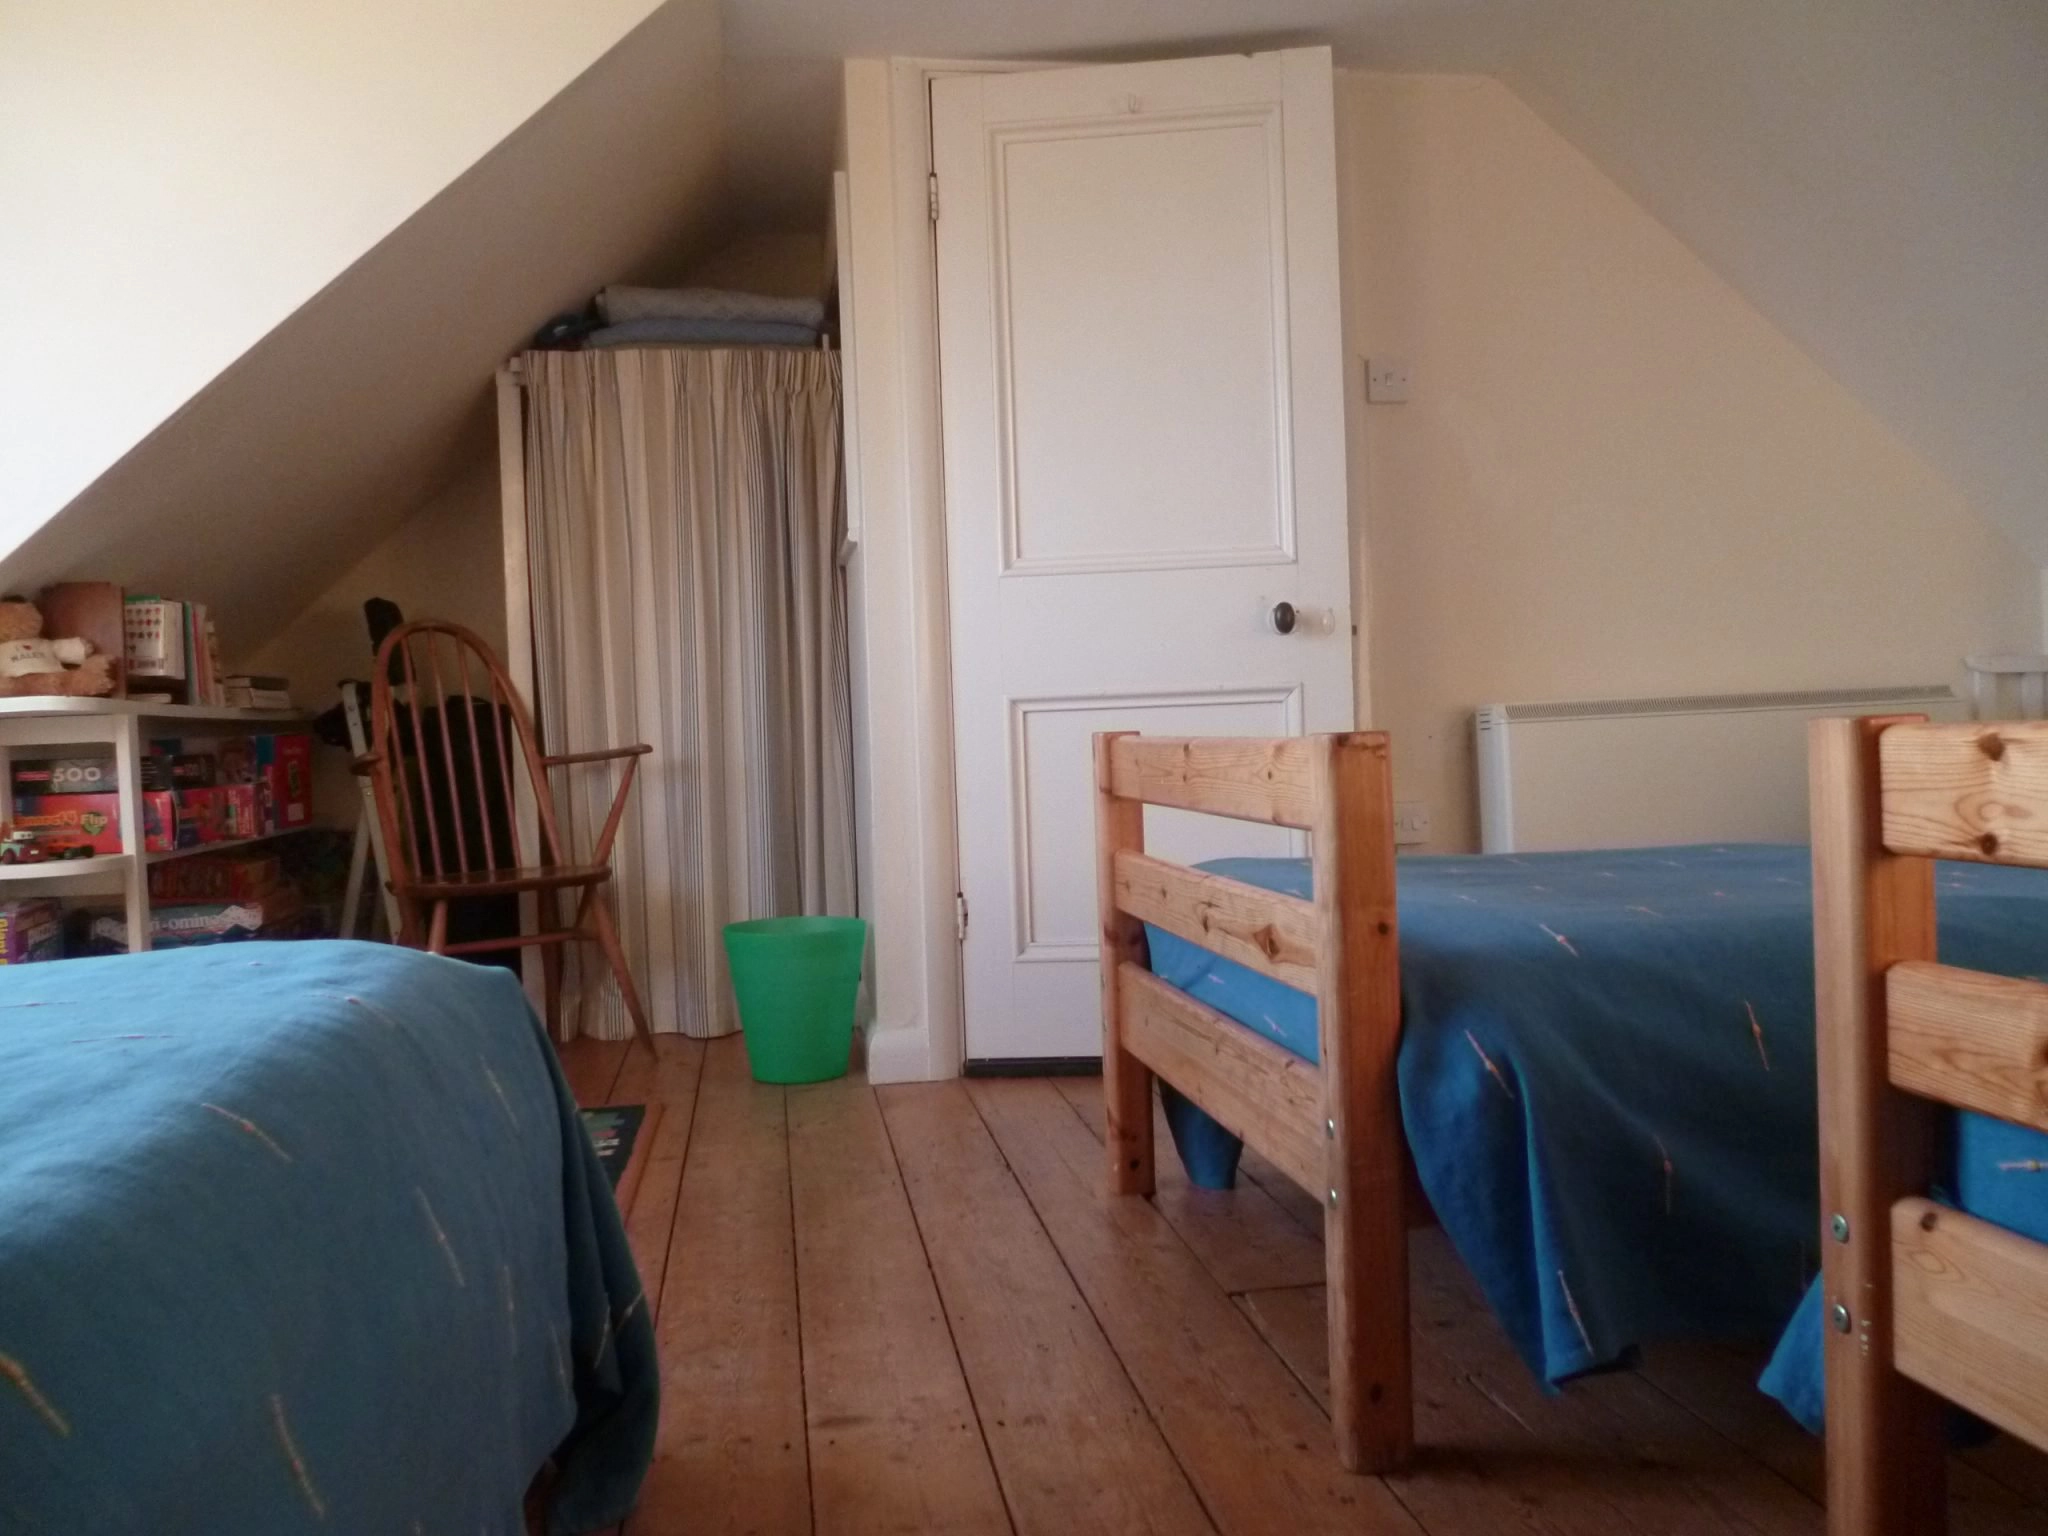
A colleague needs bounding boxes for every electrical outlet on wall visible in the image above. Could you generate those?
[1393,800,1432,846]
[1365,357,1412,403]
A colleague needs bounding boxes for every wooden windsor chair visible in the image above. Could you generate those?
[356,620,655,1050]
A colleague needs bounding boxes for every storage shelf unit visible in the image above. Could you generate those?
[143,829,299,866]
[0,853,131,886]
[0,699,307,952]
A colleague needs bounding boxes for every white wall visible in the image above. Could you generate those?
[839,59,2042,1077]
[1486,1,2048,569]
[0,0,667,560]
[0,0,729,661]
[682,229,832,299]
[246,460,509,825]
[1337,73,2040,851]
[837,59,966,1084]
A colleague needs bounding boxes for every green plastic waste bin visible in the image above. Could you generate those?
[723,916,868,1084]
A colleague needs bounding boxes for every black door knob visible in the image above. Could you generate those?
[1271,601,1297,636]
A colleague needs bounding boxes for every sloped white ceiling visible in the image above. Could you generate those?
[10,0,2041,658]
[0,0,670,556]
[0,0,728,652]
[726,0,2048,562]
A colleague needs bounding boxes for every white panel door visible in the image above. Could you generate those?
[935,48,1354,1063]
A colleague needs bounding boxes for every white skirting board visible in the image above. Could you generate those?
[1475,685,1965,854]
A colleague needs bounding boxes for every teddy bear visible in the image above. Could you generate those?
[0,599,115,697]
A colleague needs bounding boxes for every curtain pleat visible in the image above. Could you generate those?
[523,348,854,1039]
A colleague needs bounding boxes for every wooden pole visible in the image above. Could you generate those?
[1811,715,1946,1535]
[1310,731,1410,1472]
[1095,731,1154,1197]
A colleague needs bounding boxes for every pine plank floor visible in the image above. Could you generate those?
[560,1035,2048,1536]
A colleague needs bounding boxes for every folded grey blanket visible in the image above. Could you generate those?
[599,285,826,329]
[587,318,821,349]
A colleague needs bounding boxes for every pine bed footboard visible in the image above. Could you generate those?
[1093,731,1410,1471]
[1812,716,2048,1533]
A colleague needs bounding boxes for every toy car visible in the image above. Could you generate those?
[42,834,100,860]
[0,829,46,864]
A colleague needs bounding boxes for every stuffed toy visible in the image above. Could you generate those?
[0,599,115,697]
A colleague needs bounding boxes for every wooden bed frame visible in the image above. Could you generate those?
[1093,731,1410,1472]
[1812,714,2048,1534]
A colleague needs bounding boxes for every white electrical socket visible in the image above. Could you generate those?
[1366,357,1412,403]
[1393,800,1432,845]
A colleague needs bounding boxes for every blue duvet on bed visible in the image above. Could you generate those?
[1145,846,2048,1413]
[0,942,656,1535]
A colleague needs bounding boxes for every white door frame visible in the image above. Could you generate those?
[842,53,1360,1082]
[841,57,1021,1084]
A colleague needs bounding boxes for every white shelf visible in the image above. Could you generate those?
[0,853,132,884]
[144,828,305,865]
[0,706,316,949]
[0,697,301,722]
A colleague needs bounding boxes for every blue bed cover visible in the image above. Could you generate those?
[0,941,656,1534]
[1144,846,2048,1427]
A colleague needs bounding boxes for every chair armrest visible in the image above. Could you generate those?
[542,744,653,768]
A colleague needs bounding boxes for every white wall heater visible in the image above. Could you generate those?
[1475,685,1964,854]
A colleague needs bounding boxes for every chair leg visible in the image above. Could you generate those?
[540,940,563,1040]
[587,894,655,1053]
[426,900,449,955]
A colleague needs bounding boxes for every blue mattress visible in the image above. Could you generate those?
[1144,846,2048,1420]
[0,942,656,1534]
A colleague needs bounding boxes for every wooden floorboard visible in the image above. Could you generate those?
[968,1076,1425,1536]
[1052,1076,1324,1293]
[1634,1339,2048,1536]
[564,1056,2048,1535]
[1237,1280,1705,1536]
[557,1033,632,1106]
[1967,1437,2048,1513]
[630,1038,809,1536]
[607,1034,705,1319]
[788,1077,1011,1534]
[1061,1073,1747,1535]
[1409,1234,1820,1536]
[881,1081,1216,1536]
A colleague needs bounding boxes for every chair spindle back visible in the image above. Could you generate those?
[369,621,563,889]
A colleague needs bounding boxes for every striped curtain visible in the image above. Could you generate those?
[522,348,855,1039]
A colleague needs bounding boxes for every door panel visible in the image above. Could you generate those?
[997,116,1290,571]
[936,48,1351,1063]
[1013,689,1300,963]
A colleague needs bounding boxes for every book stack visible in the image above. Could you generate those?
[122,599,286,709]
[221,675,293,711]
[123,598,184,695]
[123,597,225,705]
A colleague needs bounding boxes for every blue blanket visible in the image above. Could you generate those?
[0,942,656,1534]
[1145,847,2048,1404]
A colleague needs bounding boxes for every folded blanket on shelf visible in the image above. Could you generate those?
[598,285,826,329]
[586,318,820,350]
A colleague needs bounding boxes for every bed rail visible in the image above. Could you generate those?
[1812,717,2048,1535]
[1094,730,1408,1472]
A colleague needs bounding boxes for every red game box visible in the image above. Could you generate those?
[178,784,260,845]
[255,733,313,833]
[149,848,283,903]
[10,792,175,856]
[13,795,121,856]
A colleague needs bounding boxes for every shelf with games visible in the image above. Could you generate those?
[143,828,304,866]
[0,699,314,954]
[0,853,132,886]
[0,698,302,721]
